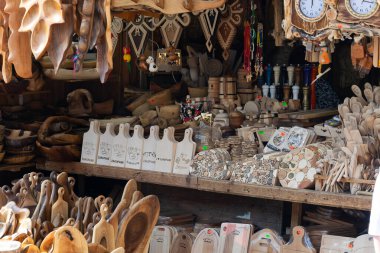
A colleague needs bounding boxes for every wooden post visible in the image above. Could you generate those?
[291,203,303,228]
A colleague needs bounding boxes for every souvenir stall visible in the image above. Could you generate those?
[0,0,377,252]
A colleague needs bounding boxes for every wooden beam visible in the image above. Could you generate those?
[36,161,373,211]
[291,203,302,228]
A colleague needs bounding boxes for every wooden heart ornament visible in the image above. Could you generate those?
[19,0,65,60]
[216,0,243,60]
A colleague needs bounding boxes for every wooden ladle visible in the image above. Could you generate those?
[116,195,160,252]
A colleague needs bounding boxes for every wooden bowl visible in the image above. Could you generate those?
[3,154,35,165]
[188,87,208,98]
[36,141,81,162]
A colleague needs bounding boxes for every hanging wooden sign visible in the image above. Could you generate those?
[216,0,243,61]
[126,15,155,57]
[153,13,191,48]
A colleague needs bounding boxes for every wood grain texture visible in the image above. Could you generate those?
[47,4,74,74]
[77,0,95,71]
[96,0,113,83]
[337,0,380,27]
[4,0,32,78]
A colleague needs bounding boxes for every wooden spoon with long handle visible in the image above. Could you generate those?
[92,204,115,251]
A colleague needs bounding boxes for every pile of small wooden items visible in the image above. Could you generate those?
[318,83,380,194]
[0,172,160,253]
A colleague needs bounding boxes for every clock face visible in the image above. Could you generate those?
[295,0,327,22]
[346,0,379,18]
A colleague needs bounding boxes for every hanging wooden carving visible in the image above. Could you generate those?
[19,0,65,60]
[0,0,11,83]
[126,15,155,57]
[216,0,243,61]
[4,0,32,78]
[153,13,191,48]
[196,5,225,52]
[111,17,124,54]
[112,0,226,15]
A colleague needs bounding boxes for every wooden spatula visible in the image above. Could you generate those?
[51,187,68,227]
[116,195,160,252]
[92,204,115,251]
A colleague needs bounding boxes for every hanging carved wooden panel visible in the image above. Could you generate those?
[216,0,243,60]
[153,13,191,48]
[4,0,32,78]
[112,0,226,15]
[126,15,155,57]
[19,0,65,60]
[0,0,11,83]
[196,5,225,52]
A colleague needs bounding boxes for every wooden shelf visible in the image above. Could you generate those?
[36,161,372,211]
[0,163,36,172]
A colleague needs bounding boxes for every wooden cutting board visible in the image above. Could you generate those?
[249,229,284,253]
[125,125,144,170]
[142,126,160,171]
[280,227,316,253]
[155,128,177,173]
[218,223,253,253]
[51,187,68,227]
[4,0,32,79]
[110,123,130,167]
[191,228,219,253]
[320,235,354,253]
[353,235,375,253]
[149,226,173,253]
[97,123,116,166]
[170,232,193,253]
[116,195,160,252]
[92,204,115,251]
[81,120,101,164]
[173,128,196,175]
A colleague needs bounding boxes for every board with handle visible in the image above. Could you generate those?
[142,126,160,171]
[170,231,193,253]
[173,128,196,175]
[110,123,130,167]
[125,125,144,169]
[191,228,219,253]
[81,120,101,164]
[218,223,253,253]
[353,234,375,253]
[149,226,173,253]
[280,226,316,253]
[320,235,354,253]
[97,123,116,166]
[155,128,177,173]
[249,229,284,253]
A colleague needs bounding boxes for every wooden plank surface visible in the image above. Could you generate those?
[36,161,372,211]
[0,163,35,172]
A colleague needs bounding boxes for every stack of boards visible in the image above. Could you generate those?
[320,234,375,253]
[81,121,196,174]
[148,224,284,253]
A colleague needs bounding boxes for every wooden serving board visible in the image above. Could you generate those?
[218,223,253,253]
[353,235,375,253]
[149,226,173,253]
[110,123,130,167]
[249,229,284,253]
[92,204,115,251]
[97,123,116,166]
[280,226,316,253]
[191,228,219,253]
[320,235,354,253]
[51,187,68,227]
[125,125,144,169]
[173,128,196,175]
[142,126,160,171]
[81,121,101,164]
[170,232,193,253]
[155,128,177,173]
